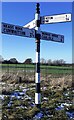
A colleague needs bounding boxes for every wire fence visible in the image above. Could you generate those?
[1,63,72,87]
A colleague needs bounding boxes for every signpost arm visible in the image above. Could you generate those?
[35,3,41,108]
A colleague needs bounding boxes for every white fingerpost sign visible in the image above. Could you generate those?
[1,3,72,109]
[23,19,36,29]
[41,13,71,24]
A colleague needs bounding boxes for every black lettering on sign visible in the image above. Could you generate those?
[43,36,48,39]
[52,34,58,37]
[42,32,44,35]
[15,26,22,31]
[7,25,14,29]
[3,24,7,28]
[42,32,51,40]
[45,20,49,22]
[46,17,48,19]
[11,30,17,34]
[50,17,53,19]
[11,30,14,33]
[47,17,53,19]
[16,31,20,35]
[52,36,58,41]
[6,29,11,32]
[42,32,51,36]
[45,17,49,20]
[30,30,34,38]
[22,32,25,36]
[3,24,14,29]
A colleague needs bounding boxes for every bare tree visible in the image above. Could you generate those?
[47,59,52,65]
[53,59,65,65]
[0,55,4,63]
[40,58,46,64]
[59,59,65,64]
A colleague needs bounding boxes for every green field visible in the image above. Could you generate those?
[0,63,72,74]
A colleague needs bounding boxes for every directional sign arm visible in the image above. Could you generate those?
[41,13,71,24]
[23,13,71,30]
[23,19,36,29]
[1,23,64,43]
[40,31,64,43]
[1,22,35,38]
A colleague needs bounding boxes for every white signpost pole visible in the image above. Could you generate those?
[35,3,41,108]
